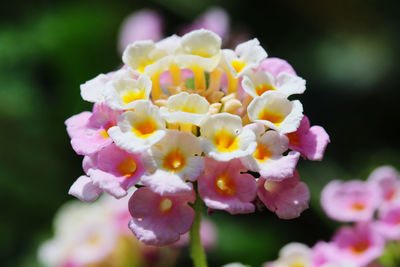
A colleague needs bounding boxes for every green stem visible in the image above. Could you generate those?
[190,192,208,267]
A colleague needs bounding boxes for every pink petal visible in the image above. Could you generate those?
[68,175,102,202]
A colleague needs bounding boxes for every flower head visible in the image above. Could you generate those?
[321,180,380,222]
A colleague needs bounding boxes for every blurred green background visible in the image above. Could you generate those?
[1,0,400,266]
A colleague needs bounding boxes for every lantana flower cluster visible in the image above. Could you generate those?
[38,191,216,267]
[66,29,329,246]
[265,165,400,267]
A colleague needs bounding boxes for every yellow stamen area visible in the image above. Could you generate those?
[137,59,154,73]
[287,132,300,146]
[169,64,181,86]
[132,118,157,138]
[163,149,186,172]
[231,60,245,74]
[215,173,236,195]
[290,263,305,267]
[99,123,114,139]
[351,203,366,211]
[258,109,285,125]
[151,73,162,100]
[117,157,137,178]
[256,84,276,96]
[192,50,212,58]
[214,129,239,152]
[192,65,206,90]
[227,72,238,94]
[253,143,273,162]
[350,241,369,254]
[159,198,173,213]
[87,234,101,246]
[122,90,146,104]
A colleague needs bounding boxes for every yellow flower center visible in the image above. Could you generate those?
[287,132,300,146]
[132,118,158,138]
[231,60,246,73]
[137,59,154,73]
[116,157,137,178]
[86,234,101,246]
[256,84,276,96]
[122,90,146,104]
[351,202,366,211]
[214,129,239,152]
[290,263,305,267]
[215,173,236,195]
[159,198,173,213]
[163,149,186,172]
[99,123,114,139]
[253,143,273,162]
[258,109,285,125]
[350,241,369,254]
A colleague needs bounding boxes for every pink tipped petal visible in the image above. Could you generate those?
[287,116,330,161]
[259,151,300,181]
[88,169,128,199]
[321,180,380,222]
[303,126,330,161]
[65,104,121,156]
[198,158,257,215]
[68,175,102,202]
[84,143,144,198]
[332,223,385,267]
[128,187,195,246]
[257,171,310,219]
[141,170,193,196]
[257,58,297,77]
[118,10,163,53]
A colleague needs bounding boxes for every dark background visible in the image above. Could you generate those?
[1,0,400,266]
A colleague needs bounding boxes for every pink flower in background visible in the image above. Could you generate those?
[180,7,230,41]
[65,103,121,156]
[332,223,385,267]
[174,218,217,250]
[198,158,257,214]
[128,187,195,246]
[367,165,400,206]
[286,116,330,161]
[118,10,163,53]
[321,180,380,222]
[257,170,310,219]
[375,205,400,240]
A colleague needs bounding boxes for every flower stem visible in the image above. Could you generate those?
[190,192,208,267]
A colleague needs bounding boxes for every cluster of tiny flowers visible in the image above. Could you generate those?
[66,28,330,246]
[38,191,216,267]
[264,165,400,267]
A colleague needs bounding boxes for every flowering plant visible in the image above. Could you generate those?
[265,165,400,267]
[65,28,329,266]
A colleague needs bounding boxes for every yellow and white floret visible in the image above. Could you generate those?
[145,130,204,180]
[108,100,166,153]
[175,29,221,90]
[221,38,267,79]
[242,70,306,98]
[247,91,303,134]
[122,40,169,74]
[160,92,210,126]
[200,113,257,162]
[105,70,152,110]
